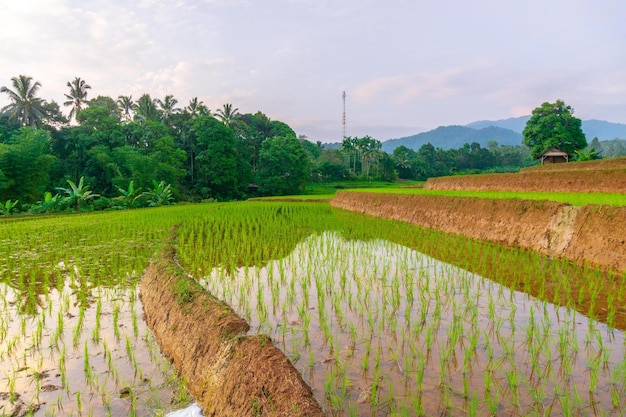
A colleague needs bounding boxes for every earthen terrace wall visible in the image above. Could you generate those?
[330,191,626,274]
[423,169,626,193]
[140,242,325,417]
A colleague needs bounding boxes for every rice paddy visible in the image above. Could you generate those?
[176,202,626,416]
[0,206,208,417]
[2,200,626,416]
[348,188,626,207]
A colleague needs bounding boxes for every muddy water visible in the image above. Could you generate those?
[198,232,626,416]
[0,277,185,417]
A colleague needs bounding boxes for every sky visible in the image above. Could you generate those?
[1,0,626,143]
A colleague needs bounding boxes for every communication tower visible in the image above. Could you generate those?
[342,91,347,139]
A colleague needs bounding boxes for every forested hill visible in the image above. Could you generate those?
[381,125,522,153]
[466,116,626,141]
[382,117,626,153]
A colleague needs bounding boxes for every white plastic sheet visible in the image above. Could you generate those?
[165,403,203,417]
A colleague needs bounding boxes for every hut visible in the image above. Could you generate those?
[540,147,569,165]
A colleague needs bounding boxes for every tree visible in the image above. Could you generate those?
[257,135,309,195]
[191,116,246,199]
[64,77,92,122]
[117,95,134,122]
[522,100,587,159]
[1,75,47,127]
[0,127,56,203]
[215,103,239,127]
[185,97,210,118]
[133,94,160,123]
[155,94,180,126]
[115,180,144,208]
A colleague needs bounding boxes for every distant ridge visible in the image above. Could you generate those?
[465,116,529,133]
[381,117,626,153]
[381,125,522,153]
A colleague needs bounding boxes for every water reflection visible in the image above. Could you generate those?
[199,231,626,416]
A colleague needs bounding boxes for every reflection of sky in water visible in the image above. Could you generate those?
[200,231,626,416]
[0,280,178,417]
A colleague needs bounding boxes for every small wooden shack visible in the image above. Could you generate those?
[540,147,569,165]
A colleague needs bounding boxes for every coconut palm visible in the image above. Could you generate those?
[133,94,160,123]
[117,95,134,122]
[64,77,91,121]
[215,103,239,126]
[186,97,210,118]
[155,94,180,125]
[0,75,47,127]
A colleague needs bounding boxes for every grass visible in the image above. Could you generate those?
[345,187,626,206]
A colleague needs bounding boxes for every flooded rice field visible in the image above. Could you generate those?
[197,232,626,416]
[0,273,187,417]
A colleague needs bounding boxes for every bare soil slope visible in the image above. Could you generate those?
[331,191,626,274]
[425,157,626,193]
[140,243,324,417]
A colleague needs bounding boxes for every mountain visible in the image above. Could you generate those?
[466,116,626,140]
[465,116,530,133]
[581,119,626,141]
[381,125,522,153]
[381,117,626,154]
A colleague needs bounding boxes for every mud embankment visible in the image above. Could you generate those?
[331,191,626,273]
[140,241,324,417]
[522,157,626,173]
[424,168,626,193]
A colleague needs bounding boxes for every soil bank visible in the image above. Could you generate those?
[330,191,626,274]
[424,165,626,193]
[140,242,324,417]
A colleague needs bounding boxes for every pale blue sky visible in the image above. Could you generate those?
[1,0,625,142]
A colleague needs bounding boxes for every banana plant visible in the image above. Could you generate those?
[115,180,144,209]
[32,191,60,214]
[145,180,173,207]
[56,176,99,212]
[0,199,18,215]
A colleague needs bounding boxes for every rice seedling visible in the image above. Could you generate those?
[0,204,210,416]
[174,202,626,415]
[3,199,626,416]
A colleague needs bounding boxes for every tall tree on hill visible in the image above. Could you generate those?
[522,100,587,159]
[0,75,47,127]
[64,77,91,122]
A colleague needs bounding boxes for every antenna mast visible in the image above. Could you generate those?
[342,91,347,139]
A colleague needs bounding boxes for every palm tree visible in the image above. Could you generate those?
[186,97,210,118]
[117,95,134,122]
[64,77,91,121]
[133,94,160,123]
[0,75,47,127]
[155,94,180,125]
[215,103,239,126]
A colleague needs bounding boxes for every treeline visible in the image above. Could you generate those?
[0,74,543,214]
[0,104,311,212]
